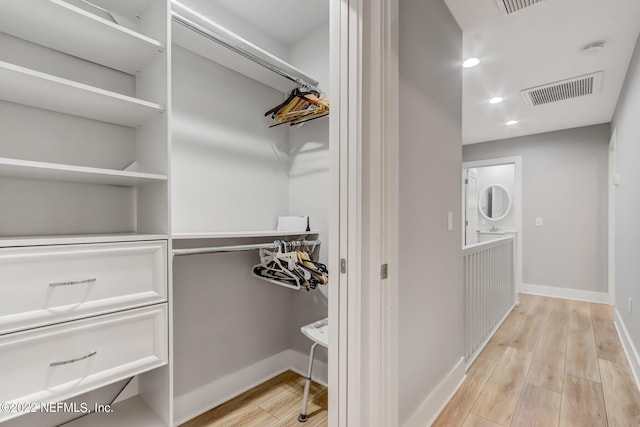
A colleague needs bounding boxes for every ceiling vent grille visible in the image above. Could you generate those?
[521,72,603,107]
[496,0,546,15]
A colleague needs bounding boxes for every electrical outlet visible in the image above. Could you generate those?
[447,211,454,231]
[536,217,543,227]
[629,297,633,314]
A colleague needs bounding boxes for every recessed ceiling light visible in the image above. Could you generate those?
[463,57,480,68]
[506,120,519,126]
[489,97,504,104]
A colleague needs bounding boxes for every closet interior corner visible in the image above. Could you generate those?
[0,0,332,425]
[170,0,331,424]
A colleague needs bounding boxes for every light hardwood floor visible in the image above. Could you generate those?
[434,293,640,427]
[181,370,328,427]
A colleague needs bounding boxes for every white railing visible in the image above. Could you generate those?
[463,236,517,366]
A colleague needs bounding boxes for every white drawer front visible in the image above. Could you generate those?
[0,241,167,334]
[0,304,167,422]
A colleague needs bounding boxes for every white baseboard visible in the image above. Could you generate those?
[173,349,326,425]
[520,283,609,304]
[614,310,640,392]
[402,357,466,427]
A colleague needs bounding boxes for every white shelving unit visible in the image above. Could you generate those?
[63,397,165,427]
[0,233,168,248]
[0,0,172,425]
[0,61,163,127]
[0,0,164,74]
[0,158,167,186]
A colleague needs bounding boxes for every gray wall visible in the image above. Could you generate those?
[399,0,463,423]
[612,32,640,366]
[463,124,610,293]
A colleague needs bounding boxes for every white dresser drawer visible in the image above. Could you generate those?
[0,304,167,422]
[0,241,167,334]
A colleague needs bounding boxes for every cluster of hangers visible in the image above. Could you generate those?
[252,240,328,291]
[264,86,329,128]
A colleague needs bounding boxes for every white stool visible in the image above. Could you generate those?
[298,318,328,422]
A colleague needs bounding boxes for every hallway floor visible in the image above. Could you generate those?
[434,293,640,427]
[180,370,328,426]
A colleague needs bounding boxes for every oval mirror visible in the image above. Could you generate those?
[478,184,512,221]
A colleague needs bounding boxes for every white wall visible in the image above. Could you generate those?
[612,31,640,379]
[463,124,610,294]
[398,0,464,424]
[171,46,291,233]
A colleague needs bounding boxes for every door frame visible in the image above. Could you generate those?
[330,0,399,425]
[462,157,523,289]
[608,129,617,306]
[463,168,479,246]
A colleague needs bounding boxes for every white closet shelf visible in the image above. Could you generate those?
[0,157,167,187]
[0,233,168,248]
[63,396,165,427]
[0,0,164,75]
[0,61,164,127]
[172,16,319,93]
[172,230,319,240]
[90,0,156,22]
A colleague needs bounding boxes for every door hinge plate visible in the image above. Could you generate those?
[340,258,347,274]
[381,263,389,279]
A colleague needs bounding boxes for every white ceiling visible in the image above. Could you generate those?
[199,0,329,47]
[444,0,640,144]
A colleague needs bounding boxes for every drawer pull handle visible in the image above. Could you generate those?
[50,350,97,367]
[49,278,97,287]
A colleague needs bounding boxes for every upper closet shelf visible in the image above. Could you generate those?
[171,2,320,93]
[0,61,163,127]
[0,0,164,75]
[88,0,156,22]
[0,157,167,187]
[172,230,320,240]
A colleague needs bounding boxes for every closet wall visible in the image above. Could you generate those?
[170,3,330,423]
[287,21,331,374]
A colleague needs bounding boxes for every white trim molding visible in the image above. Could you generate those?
[173,350,291,425]
[615,310,640,392]
[334,0,400,425]
[401,357,465,427]
[521,283,609,304]
[172,349,328,425]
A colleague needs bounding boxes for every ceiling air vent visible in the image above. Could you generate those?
[521,72,603,107]
[496,0,546,15]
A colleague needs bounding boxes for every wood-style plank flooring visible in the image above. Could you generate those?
[434,293,640,427]
[181,370,328,427]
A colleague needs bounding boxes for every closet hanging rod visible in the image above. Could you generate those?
[170,3,320,91]
[172,240,321,257]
